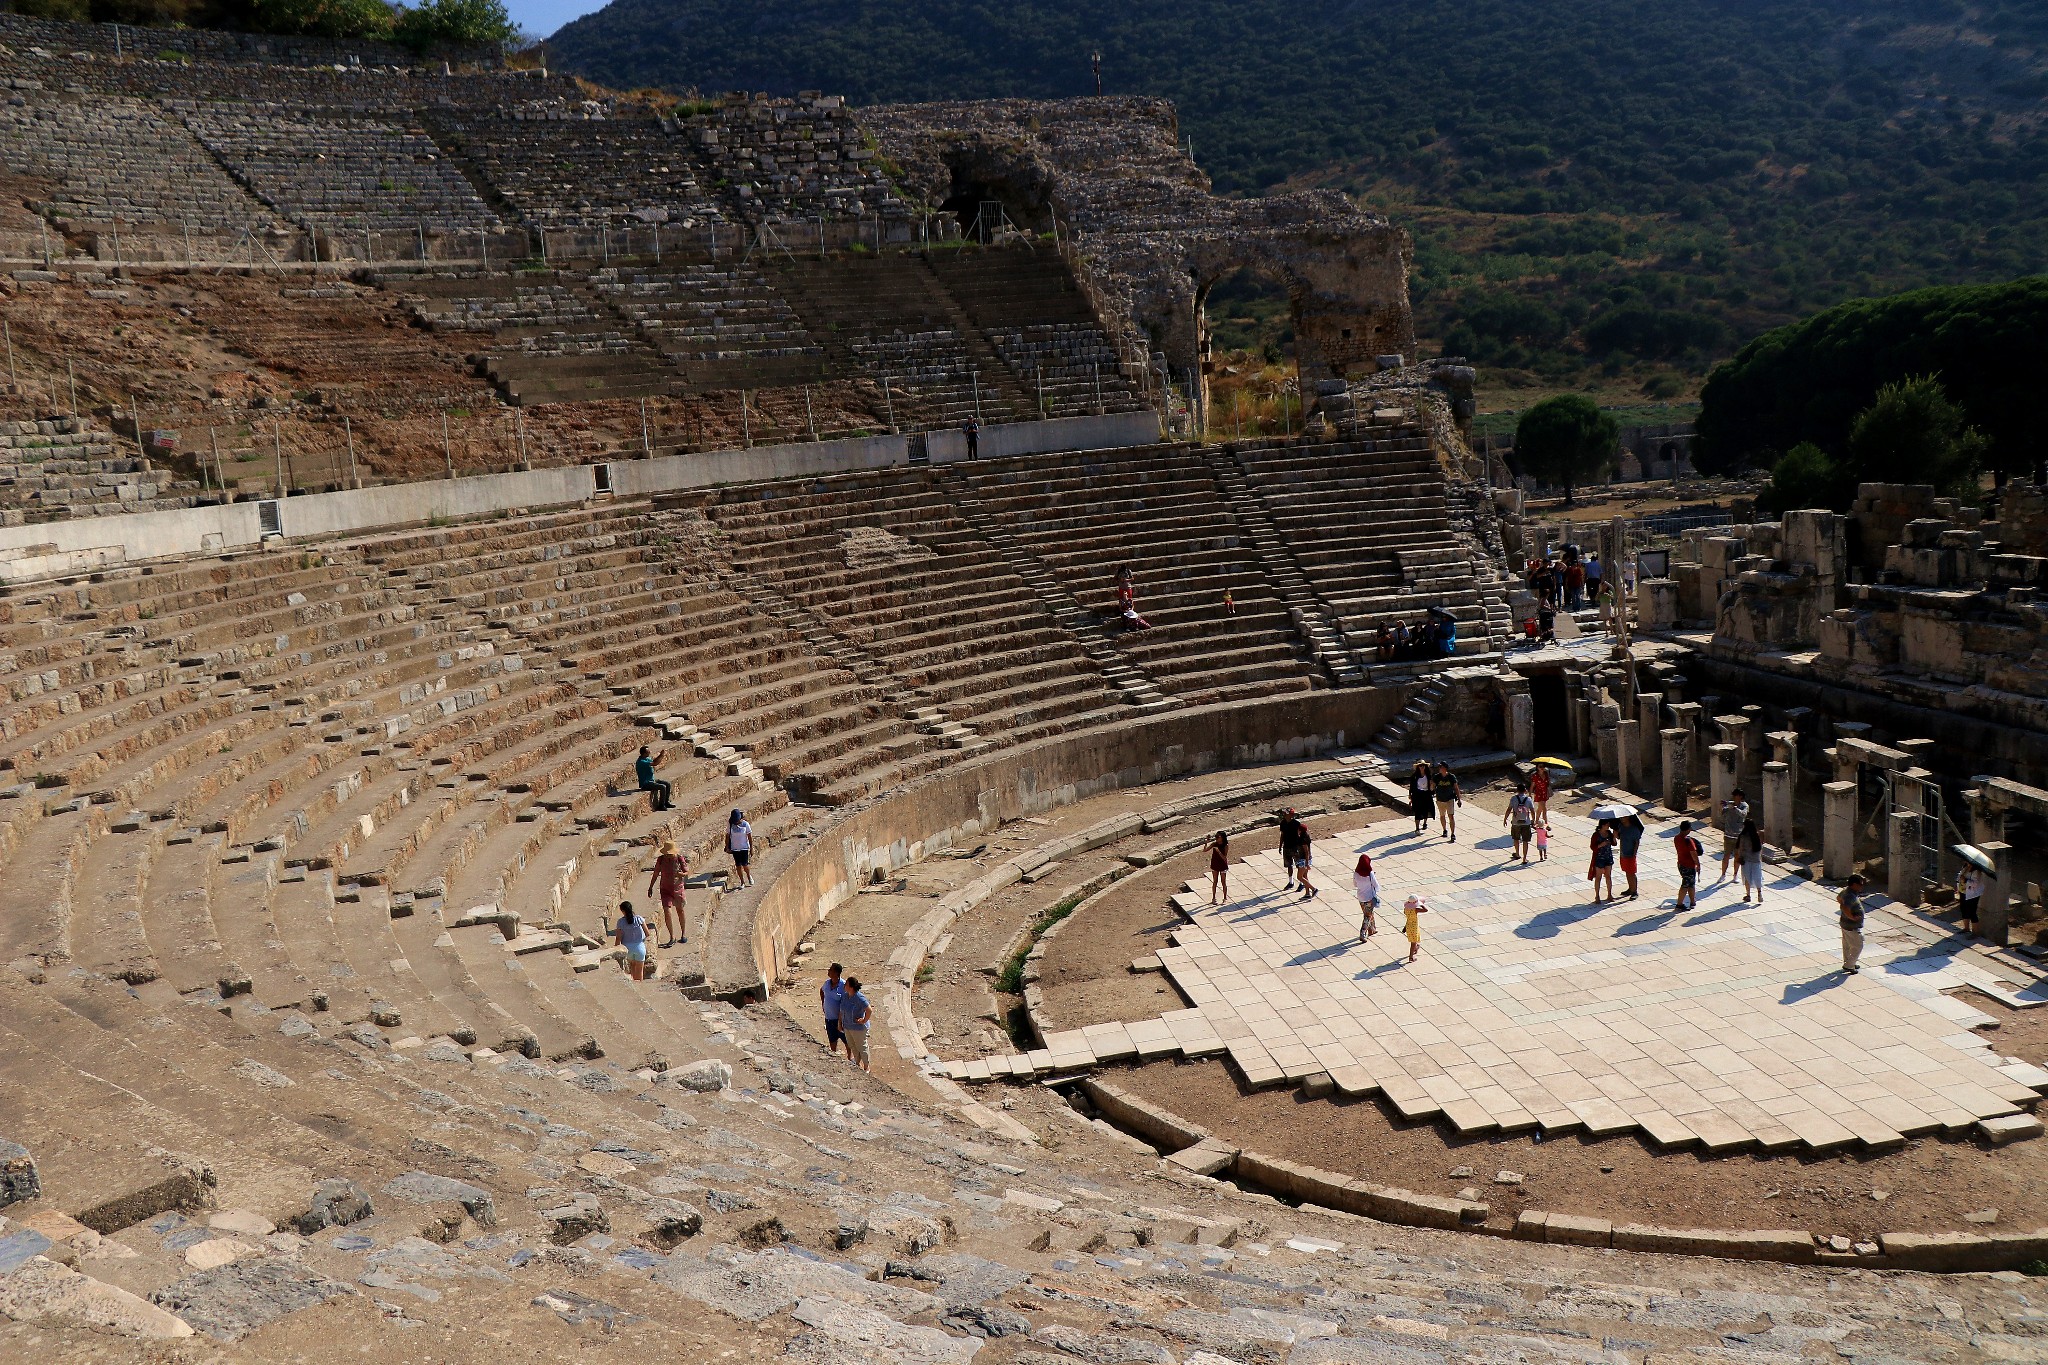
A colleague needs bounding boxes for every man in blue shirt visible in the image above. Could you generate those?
[820,963,847,1057]
[635,745,671,811]
[837,975,873,1072]
[1617,814,1646,900]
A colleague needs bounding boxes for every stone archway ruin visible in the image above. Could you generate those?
[861,97,1413,427]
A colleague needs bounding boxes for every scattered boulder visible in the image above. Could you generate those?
[381,1172,495,1227]
[149,1257,356,1342]
[295,1179,373,1236]
[639,1200,702,1250]
[0,1141,39,1209]
[0,1255,194,1339]
[540,1193,609,1246]
[673,1059,732,1093]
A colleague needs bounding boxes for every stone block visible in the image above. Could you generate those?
[295,1178,372,1235]
[1544,1213,1612,1247]
[1612,1224,1814,1262]
[76,1159,217,1236]
[0,1139,39,1208]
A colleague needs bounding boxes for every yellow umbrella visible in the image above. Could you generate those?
[1531,756,1575,770]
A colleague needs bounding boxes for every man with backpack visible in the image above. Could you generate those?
[1674,820,1703,910]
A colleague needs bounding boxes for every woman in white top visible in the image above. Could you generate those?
[727,809,759,889]
[1957,864,1986,937]
[1353,852,1380,941]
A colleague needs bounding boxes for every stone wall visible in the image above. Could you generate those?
[725,687,1407,996]
[0,10,499,69]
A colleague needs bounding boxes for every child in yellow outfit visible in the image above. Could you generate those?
[1403,894,1428,962]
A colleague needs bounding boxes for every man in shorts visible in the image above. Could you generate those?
[1277,809,1303,889]
[820,962,847,1056]
[1674,820,1702,910]
[1504,783,1536,863]
[838,975,873,1071]
[1718,788,1750,882]
[1838,874,1866,973]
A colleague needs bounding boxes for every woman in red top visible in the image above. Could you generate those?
[1207,831,1230,905]
[1528,764,1551,827]
[647,840,689,946]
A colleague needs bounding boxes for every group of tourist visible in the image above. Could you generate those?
[1373,609,1459,662]
[607,806,764,981]
[1406,758,1464,841]
[1520,545,1626,642]
[820,962,875,1072]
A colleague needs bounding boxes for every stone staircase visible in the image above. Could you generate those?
[944,492,1176,716]
[1367,670,1456,756]
[1205,444,1366,685]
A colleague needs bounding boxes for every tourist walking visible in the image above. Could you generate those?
[613,901,649,982]
[1353,853,1379,941]
[1529,762,1553,826]
[1295,821,1317,900]
[727,808,758,888]
[1585,552,1603,604]
[1402,894,1428,962]
[1617,813,1645,899]
[821,962,848,1057]
[1588,820,1617,903]
[1718,788,1750,881]
[1736,817,1766,903]
[1956,862,1985,937]
[635,744,672,811]
[1431,760,1461,842]
[1534,821,1549,862]
[963,415,979,459]
[1504,783,1537,863]
[1207,830,1230,904]
[838,975,873,1070]
[648,839,689,946]
[1278,808,1304,889]
[1838,874,1866,973]
[1674,819,1703,909]
[1408,761,1434,834]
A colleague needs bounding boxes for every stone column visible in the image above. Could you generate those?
[1767,730,1799,771]
[1762,761,1792,852]
[1823,781,1857,881]
[1661,729,1691,813]
[1594,723,1621,781]
[1507,692,1534,757]
[1615,719,1640,794]
[1666,702,1702,791]
[1888,810,1922,907]
[1740,706,1768,789]
[1971,784,2005,847]
[1980,840,2013,947]
[1715,714,1752,796]
[1708,743,1738,815]
[1636,693,1663,790]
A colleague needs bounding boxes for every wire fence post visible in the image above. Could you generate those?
[66,358,77,417]
[741,390,751,448]
[344,413,359,487]
[804,385,817,442]
[2,321,14,395]
[441,410,454,479]
[640,397,651,458]
[273,419,285,497]
[209,425,222,494]
[515,407,529,470]
[130,392,146,461]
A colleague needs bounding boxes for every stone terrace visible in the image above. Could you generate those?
[183,102,500,233]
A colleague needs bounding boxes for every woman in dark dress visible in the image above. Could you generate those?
[1409,760,1434,834]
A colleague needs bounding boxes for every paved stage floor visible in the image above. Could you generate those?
[1152,812,2048,1152]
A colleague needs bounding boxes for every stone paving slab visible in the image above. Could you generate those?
[1141,815,2048,1151]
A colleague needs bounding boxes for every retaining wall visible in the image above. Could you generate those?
[0,410,1161,584]
[722,688,1405,998]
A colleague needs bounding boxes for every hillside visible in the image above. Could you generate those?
[544,0,2048,405]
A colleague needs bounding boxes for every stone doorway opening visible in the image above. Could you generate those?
[1527,668,1571,754]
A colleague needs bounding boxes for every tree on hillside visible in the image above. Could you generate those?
[1696,278,2048,478]
[1513,395,1617,504]
[393,0,515,50]
[1756,442,1846,516]
[1845,375,1987,500]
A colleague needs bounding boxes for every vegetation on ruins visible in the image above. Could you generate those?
[1697,277,2046,481]
[542,0,2048,402]
[1510,395,1617,504]
[9,0,518,48]
[1757,376,1989,512]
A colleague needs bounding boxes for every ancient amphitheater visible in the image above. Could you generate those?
[3,14,2048,1361]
